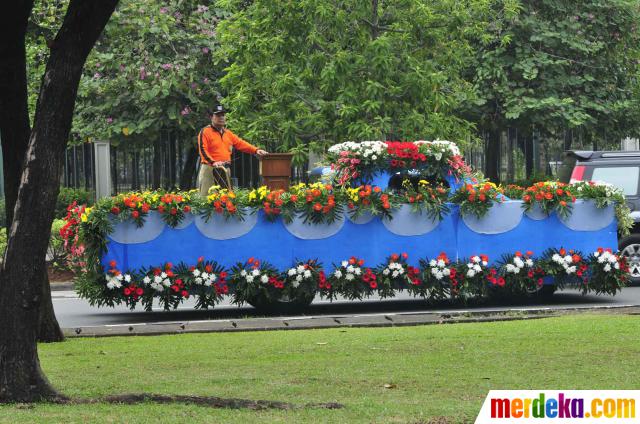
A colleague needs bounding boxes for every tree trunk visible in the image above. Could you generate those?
[0,0,64,344]
[0,0,118,403]
[179,143,198,190]
[484,127,500,182]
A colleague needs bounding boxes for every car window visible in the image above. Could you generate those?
[590,166,639,195]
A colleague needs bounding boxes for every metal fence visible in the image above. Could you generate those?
[62,129,309,194]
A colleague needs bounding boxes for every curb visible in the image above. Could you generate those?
[51,282,75,291]
[62,304,640,338]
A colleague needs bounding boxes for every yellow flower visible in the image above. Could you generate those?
[81,214,88,222]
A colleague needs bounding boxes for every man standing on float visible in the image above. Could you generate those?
[197,104,268,196]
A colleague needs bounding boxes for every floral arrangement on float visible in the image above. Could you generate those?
[69,246,627,312]
[326,139,471,186]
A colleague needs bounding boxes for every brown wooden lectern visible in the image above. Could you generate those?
[259,153,294,190]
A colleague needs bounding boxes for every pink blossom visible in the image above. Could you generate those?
[161,63,173,70]
[160,7,168,14]
[106,117,114,124]
[180,106,192,116]
[93,72,102,79]
[119,64,125,72]
[202,47,210,54]
[139,66,147,80]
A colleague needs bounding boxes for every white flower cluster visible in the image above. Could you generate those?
[504,255,534,274]
[466,255,489,277]
[334,260,363,281]
[593,250,620,272]
[106,273,131,289]
[428,258,450,280]
[191,268,218,287]
[414,140,461,158]
[287,264,313,288]
[240,268,269,284]
[382,261,405,279]
[142,272,171,292]
[327,141,387,161]
[551,253,577,274]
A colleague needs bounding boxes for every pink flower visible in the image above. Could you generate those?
[202,47,210,54]
[160,7,168,13]
[106,117,113,124]
[180,106,191,116]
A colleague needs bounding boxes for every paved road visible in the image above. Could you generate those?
[52,286,640,328]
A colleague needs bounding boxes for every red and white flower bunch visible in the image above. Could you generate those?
[588,247,629,295]
[376,252,419,298]
[330,256,374,300]
[283,259,323,304]
[327,141,387,185]
[499,251,545,293]
[411,252,456,300]
[543,248,588,287]
[230,258,285,305]
[453,254,493,298]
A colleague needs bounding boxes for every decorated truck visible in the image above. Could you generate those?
[64,140,632,312]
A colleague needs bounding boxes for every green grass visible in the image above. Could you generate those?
[1,314,639,423]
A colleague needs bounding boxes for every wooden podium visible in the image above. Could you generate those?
[259,153,294,190]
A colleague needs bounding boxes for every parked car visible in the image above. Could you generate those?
[561,150,640,283]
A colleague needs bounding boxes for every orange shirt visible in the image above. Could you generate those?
[197,126,258,164]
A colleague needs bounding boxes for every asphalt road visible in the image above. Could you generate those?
[52,286,640,328]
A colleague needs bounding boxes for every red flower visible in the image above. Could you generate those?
[158,205,165,213]
[205,264,213,273]
[170,207,177,215]
[111,206,121,215]
[183,205,191,213]
[109,260,117,268]
[124,288,131,296]
[198,256,204,263]
[131,210,140,219]
[220,271,228,279]
[369,281,378,289]
[401,252,408,259]
[181,290,189,298]
[136,288,144,296]
[497,277,505,287]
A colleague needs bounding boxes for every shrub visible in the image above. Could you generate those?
[56,187,94,218]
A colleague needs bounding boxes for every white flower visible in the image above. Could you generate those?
[163,279,171,287]
[304,270,312,278]
[552,254,561,263]
[124,274,131,283]
[525,259,533,267]
[246,275,254,283]
[593,251,600,258]
[371,155,377,160]
[566,266,576,274]
[506,264,515,273]
[341,261,348,267]
[614,262,620,270]
[473,264,481,272]
[240,270,247,277]
[354,268,362,275]
[334,270,343,278]
[443,268,451,276]
[296,275,303,282]
[193,269,201,277]
[383,269,390,276]
[287,268,296,277]
[201,272,209,280]
[297,265,305,273]
[154,276,162,284]
[345,273,354,281]
[429,259,437,267]
[252,269,260,276]
[467,270,476,278]
[116,273,124,281]
[143,276,151,285]
[204,279,212,287]
[514,257,524,268]
[604,264,612,272]
[437,259,446,268]
[260,275,269,284]
[598,255,606,263]
[398,268,404,274]
[434,271,443,280]
[467,263,474,269]
[482,261,488,266]
[160,272,167,279]
[346,265,355,273]
[392,270,399,278]
[292,280,300,288]
[195,277,203,284]
[564,255,573,264]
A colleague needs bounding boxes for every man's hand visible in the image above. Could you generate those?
[256,149,268,156]
[211,161,229,167]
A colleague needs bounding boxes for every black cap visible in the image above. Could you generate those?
[211,104,227,115]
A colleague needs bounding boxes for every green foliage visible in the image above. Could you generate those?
[470,0,640,139]
[48,219,69,270]
[72,0,225,146]
[215,0,519,161]
[0,197,5,228]
[56,187,94,218]
[0,227,6,257]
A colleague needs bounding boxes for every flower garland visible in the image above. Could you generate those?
[450,181,503,218]
[522,182,575,218]
[571,181,633,236]
[77,248,627,312]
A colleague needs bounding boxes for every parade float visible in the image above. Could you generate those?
[64,140,633,312]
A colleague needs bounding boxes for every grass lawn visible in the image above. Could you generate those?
[1,314,639,423]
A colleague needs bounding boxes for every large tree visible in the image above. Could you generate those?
[1,1,65,344]
[0,0,118,402]
[469,0,640,181]
[215,0,519,163]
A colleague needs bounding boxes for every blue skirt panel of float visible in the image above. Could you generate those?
[102,199,617,277]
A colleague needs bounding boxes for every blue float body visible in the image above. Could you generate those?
[102,203,618,285]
